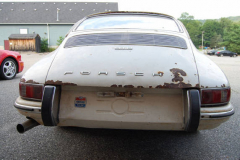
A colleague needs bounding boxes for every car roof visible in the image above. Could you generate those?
[85,11,175,19]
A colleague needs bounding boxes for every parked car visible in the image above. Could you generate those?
[0,50,24,80]
[216,50,238,57]
[207,50,217,55]
[14,12,234,133]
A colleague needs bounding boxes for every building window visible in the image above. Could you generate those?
[20,29,28,34]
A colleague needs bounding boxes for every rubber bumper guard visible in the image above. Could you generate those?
[185,90,201,132]
[41,86,60,126]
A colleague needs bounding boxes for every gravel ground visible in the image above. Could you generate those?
[0,52,239,160]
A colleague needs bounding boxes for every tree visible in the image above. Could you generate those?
[223,23,240,53]
[210,33,223,48]
[179,12,194,23]
[178,12,202,48]
[219,18,233,36]
[202,20,222,47]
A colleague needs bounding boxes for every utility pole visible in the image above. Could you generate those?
[202,31,204,53]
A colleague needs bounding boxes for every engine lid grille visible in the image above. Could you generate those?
[64,33,187,49]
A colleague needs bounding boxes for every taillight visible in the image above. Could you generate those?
[201,88,231,105]
[217,52,220,54]
[19,83,44,100]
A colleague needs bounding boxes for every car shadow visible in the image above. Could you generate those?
[52,126,201,159]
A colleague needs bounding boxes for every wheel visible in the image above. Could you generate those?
[0,58,17,80]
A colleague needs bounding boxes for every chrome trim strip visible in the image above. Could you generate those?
[14,102,41,112]
[135,72,144,76]
[116,72,126,76]
[80,71,91,75]
[98,71,108,75]
[64,71,73,75]
[152,73,163,77]
[201,109,235,119]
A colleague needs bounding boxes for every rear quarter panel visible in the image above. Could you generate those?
[190,44,229,88]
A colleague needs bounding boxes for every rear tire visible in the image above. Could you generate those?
[0,58,17,80]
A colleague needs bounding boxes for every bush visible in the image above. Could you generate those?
[57,36,64,46]
[48,47,56,52]
[40,38,48,52]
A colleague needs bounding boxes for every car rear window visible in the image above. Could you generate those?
[76,15,180,32]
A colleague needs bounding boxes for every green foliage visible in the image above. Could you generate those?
[48,47,56,52]
[210,34,223,48]
[179,12,194,22]
[40,38,57,52]
[178,12,240,52]
[197,16,240,25]
[57,36,64,46]
[227,16,240,22]
[223,23,240,53]
[178,12,202,48]
[40,38,48,52]
[202,20,222,47]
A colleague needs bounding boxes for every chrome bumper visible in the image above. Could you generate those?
[200,103,234,119]
[14,97,234,119]
[201,109,234,118]
[14,102,41,113]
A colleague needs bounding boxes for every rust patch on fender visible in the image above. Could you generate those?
[124,85,134,88]
[20,78,26,83]
[170,68,187,82]
[110,84,124,88]
[149,86,153,88]
[137,86,144,88]
[111,84,118,88]
[156,82,192,89]
[221,84,226,87]
[45,80,77,86]
[20,78,39,84]
[195,84,200,88]
[25,79,40,84]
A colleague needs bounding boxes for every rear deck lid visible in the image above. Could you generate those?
[45,37,199,89]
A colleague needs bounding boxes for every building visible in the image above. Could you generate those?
[0,2,118,49]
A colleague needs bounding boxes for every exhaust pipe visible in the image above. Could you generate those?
[17,119,39,133]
